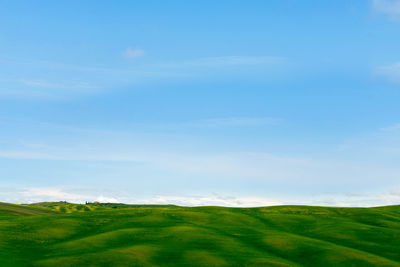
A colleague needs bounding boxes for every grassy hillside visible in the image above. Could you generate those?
[0,203,400,266]
[0,202,58,217]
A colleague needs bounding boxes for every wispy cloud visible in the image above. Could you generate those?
[186,117,280,128]
[1,144,398,188]
[1,120,399,188]
[158,56,286,69]
[0,55,288,99]
[372,0,400,19]
[21,80,98,90]
[189,56,285,66]
[380,123,400,131]
[0,151,53,160]
[2,121,400,207]
[375,61,400,83]
[124,48,145,59]
[337,121,400,160]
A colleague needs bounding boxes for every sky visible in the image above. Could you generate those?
[1,0,400,206]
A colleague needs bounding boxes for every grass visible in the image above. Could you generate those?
[0,202,400,266]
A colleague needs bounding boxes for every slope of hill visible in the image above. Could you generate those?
[0,203,400,266]
[0,202,58,217]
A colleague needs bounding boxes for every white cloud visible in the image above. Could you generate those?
[21,80,97,90]
[1,146,398,188]
[187,117,280,127]
[122,117,281,130]
[3,121,400,207]
[375,61,400,83]
[0,151,54,160]
[1,120,399,188]
[372,0,400,17]
[0,54,287,99]
[380,123,400,131]
[190,56,284,66]
[314,191,400,207]
[140,194,283,207]
[21,187,89,201]
[128,189,400,207]
[2,186,400,207]
[0,186,282,206]
[10,187,119,204]
[124,48,145,59]
[157,56,285,69]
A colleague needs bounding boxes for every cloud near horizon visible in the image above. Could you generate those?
[2,186,400,207]
[2,1,400,209]
[1,120,400,196]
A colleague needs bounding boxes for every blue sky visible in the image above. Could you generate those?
[1,0,400,206]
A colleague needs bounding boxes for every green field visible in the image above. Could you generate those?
[0,202,400,266]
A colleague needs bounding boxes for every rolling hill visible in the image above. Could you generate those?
[0,202,399,266]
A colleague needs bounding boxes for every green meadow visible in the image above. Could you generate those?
[0,202,400,266]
